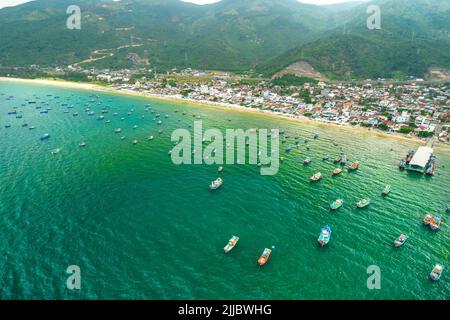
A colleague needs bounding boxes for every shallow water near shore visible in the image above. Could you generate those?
[0,80,449,300]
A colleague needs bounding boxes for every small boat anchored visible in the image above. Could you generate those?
[257,248,272,266]
[347,161,359,171]
[430,264,444,281]
[394,234,408,247]
[332,168,343,176]
[224,236,239,253]
[303,157,311,165]
[356,197,371,208]
[330,199,344,210]
[318,226,331,246]
[423,213,434,226]
[310,172,323,182]
[430,215,442,231]
[381,185,391,196]
[51,148,61,155]
[210,178,223,190]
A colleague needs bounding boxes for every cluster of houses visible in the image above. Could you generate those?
[3,65,448,141]
[108,71,449,142]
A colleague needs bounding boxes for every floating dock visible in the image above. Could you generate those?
[406,146,434,173]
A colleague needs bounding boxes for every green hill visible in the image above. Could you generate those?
[258,0,450,79]
[0,0,339,71]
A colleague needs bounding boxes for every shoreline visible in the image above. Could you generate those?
[1,77,448,150]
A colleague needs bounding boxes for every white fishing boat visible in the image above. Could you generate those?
[210,178,223,190]
[224,236,239,253]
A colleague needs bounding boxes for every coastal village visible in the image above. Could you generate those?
[83,67,450,144]
[2,66,450,144]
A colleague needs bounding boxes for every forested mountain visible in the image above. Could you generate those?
[0,0,449,79]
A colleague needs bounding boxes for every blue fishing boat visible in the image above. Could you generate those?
[430,264,444,281]
[318,226,331,246]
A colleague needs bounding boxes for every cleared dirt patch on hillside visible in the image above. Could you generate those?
[272,61,327,80]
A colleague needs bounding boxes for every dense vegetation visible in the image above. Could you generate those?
[0,0,449,80]
[271,74,318,86]
[257,0,450,79]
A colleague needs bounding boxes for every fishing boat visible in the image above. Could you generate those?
[423,213,434,226]
[340,154,347,165]
[330,199,344,210]
[285,145,292,153]
[304,157,311,164]
[406,149,414,164]
[447,206,450,213]
[40,133,50,140]
[430,215,442,230]
[79,142,87,148]
[147,135,154,141]
[5,124,11,128]
[318,226,332,246]
[257,248,271,266]
[218,166,223,173]
[356,197,371,208]
[313,133,320,139]
[332,168,343,176]
[210,178,223,190]
[430,264,444,281]
[224,236,239,253]
[425,155,436,176]
[132,140,139,145]
[394,234,408,247]
[333,155,342,163]
[51,148,61,155]
[381,185,391,196]
[348,161,359,171]
[310,172,323,182]
[398,159,406,169]
[322,154,329,161]
[114,128,122,133]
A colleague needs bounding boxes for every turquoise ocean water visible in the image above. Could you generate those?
[0,81,448,300]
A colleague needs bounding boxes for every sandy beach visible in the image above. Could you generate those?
[1,77,448,149]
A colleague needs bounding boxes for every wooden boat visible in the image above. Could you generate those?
[210,178,223,190]
[224,236,239,253]
[423,214,434,225]
[356,197,371,208]
[430,264,444,281]
[381,185,391,196]
[430,215,442,230]
[310,172,323,182]
[333,156,342,163]
[330,199,344,210]
[318,226,331,246]
[258,248,271,266]
[348,161,359,171]
[394,234,408,247]
[332,168,343,176]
